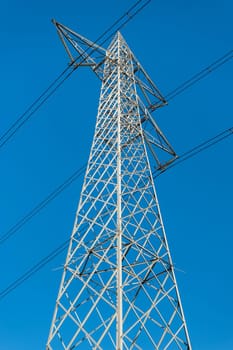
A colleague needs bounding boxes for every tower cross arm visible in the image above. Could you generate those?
[130,52,167,111]
[52,20,167,112]
[52,19,107,79]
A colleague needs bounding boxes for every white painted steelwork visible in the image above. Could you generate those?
[47,23,191,350]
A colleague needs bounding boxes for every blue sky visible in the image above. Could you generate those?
[0,0,232,349]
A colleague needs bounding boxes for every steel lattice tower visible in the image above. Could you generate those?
[47,21,191,350]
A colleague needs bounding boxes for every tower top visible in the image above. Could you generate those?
[52,20,178,170]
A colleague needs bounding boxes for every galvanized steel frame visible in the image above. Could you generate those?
[47,24,191,350]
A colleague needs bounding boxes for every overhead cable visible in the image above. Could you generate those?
[0,239,69,301]
[165,49,233,101]
[0,165,86,245]
[153,126,233,177]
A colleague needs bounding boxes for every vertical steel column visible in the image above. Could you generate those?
[116,32,123,350]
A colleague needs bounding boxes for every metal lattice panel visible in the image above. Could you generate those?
[47,29,191,350]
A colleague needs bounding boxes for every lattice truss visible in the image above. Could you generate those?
[47,23,191,350]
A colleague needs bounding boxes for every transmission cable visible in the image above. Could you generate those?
[0,0,151,150]
[0,239,70,301]
[153,126,233,177]
[0,164,86,245]
[165,49,233,101]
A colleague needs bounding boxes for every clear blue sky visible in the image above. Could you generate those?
[0,0,232,349]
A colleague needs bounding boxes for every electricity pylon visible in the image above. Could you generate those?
[47,21,191,350]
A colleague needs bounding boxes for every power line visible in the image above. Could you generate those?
[0,239,70,301]
[0,164,86,245]
[0,215,103,301]
[0,69,76,149]
[165,50,233,101]
[0,67,70,145]
[0,0,151,151]
[153,126,233,177]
